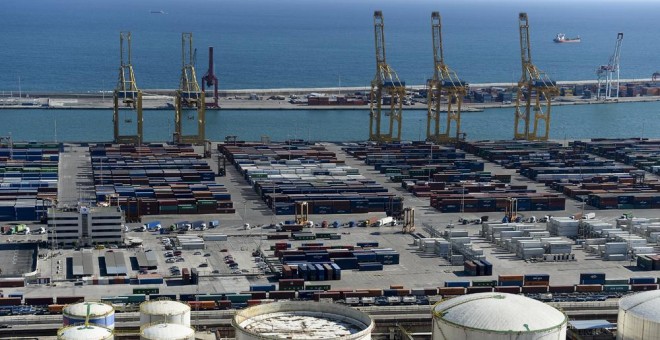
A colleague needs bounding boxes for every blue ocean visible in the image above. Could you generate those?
[1,0,659,91]
[1,0,659,142]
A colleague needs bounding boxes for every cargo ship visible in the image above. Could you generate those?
[553,33,580,43]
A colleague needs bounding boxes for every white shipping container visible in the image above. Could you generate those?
[633,247,655,255]
[606,254,627,261]
[203,234,228,241]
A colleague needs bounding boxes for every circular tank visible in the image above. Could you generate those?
[617,290,660,340]
[432,292,567,340]
[140,323,195,340]
[233,301,374,340]
[139,300,191,326]
[63,302,115,330]
[57,324,114,340]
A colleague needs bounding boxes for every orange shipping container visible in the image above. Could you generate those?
[438,287,466,296]
[575,284,603,293]
[48,304,65,313]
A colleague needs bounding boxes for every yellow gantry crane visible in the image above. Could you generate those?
[113,32,143,144]
[427,12,468,144]
[514,13,559,141]
[174,33,206,145]
[369,11,406,143]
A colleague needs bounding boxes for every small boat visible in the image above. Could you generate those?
[150,10,166,14]
[553,33,580,43]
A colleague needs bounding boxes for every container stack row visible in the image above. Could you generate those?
[459,139,658,210]
[275,241,400,280]
[0,142,60,221]
[482,222,574,260]
[218,142,401,215]
[567,139,660,208]
[340,142,552,213]
[10,273,660,313]
[90,144,234,220]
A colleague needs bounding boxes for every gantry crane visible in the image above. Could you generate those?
[113,32,143,144]
[596,33,623,100]
[513,13,559,141]
[174,33,206,145]
[401,207,415,233]
[369,11,406,143]
[202,46,219,108]
[294,201,309,226]
[427,12,468,144]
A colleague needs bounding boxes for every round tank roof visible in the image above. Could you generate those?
[58,325,112,339]
[141,323,194,339]
[140,300,190,315]
[433,292,566,332]
[619,290,660,319]
[64,302,114,317]
[233,301,373,340]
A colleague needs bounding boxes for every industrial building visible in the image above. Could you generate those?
[47,206,125,247]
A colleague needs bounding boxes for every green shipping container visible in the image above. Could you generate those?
[472,280,498,287]
[227,294,252,303]
[603,284,630,292]
[305,285,331,291]
[122,294,147,303]
[133,287,160,295]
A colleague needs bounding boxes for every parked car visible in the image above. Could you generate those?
[194,251,202,255]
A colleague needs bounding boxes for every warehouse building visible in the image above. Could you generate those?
[47,206,125,247]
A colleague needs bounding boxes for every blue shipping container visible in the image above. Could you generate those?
[358,263,383,271]
[445,281,470,288]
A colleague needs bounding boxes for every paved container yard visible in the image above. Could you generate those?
[0,141,657,301]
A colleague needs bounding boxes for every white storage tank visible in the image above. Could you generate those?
[617,290,660,339]
[432,292,566,340]
[63,302,115,329]
[233,301,374,340]
[139,300,191,326]
[140,323,195,340]
[58,325,114,340]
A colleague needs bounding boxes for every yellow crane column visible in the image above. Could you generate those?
[113,32,143,144]
[369,11,406,143]
[513,13,558,141]
[174,32,206,145]
[427,12,467,144]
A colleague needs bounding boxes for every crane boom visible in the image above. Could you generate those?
[426,11,467,144]
[431,12,443,74]
[597,33,623,100]
[369,11,406,143]
[518,13,532,79]
[113,31,143,145]
[374,11,386,68]
[513,13,558,141]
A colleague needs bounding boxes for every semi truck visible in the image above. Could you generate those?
[375,216,396,227]
[192,221,207,231]
[141,221,162,232]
